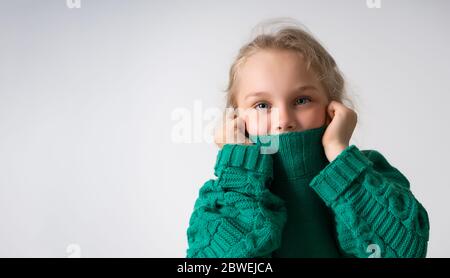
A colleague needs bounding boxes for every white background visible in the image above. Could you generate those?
[0,0,449,257]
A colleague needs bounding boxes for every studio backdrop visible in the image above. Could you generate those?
[0,0,449,257]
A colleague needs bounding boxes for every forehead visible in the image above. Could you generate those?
[236,49,319,91]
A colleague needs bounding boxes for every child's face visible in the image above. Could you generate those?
[235,49,330,136]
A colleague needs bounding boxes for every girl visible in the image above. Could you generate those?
[185,21,430,258]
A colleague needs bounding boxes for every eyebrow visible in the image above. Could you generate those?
[245,85,318,100]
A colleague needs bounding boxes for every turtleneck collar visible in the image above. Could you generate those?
[249,125,329,180]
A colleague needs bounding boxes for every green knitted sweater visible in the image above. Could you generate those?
[186,126,430,258]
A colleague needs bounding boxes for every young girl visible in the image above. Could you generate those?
[185,21,430,258]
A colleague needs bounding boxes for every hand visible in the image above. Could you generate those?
[322,101,357,162]
[214,109,254,149]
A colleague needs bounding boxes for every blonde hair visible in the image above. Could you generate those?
[225,18,353,109]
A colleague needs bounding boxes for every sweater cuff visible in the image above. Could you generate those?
[214,144,273,178]
[309,145,373,206]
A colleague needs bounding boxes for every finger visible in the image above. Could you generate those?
[327,102,336,119]
[325,111,331,125]
[224,107,237,121]
[222,109,239,131]
[236,117,254,144]
[243,137,255,145]
[328,100,347,114]
[235,117,246,133]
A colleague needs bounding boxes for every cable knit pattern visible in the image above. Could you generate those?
[186,143,287,258]
[186,128,430,258]
[309,145,430,258]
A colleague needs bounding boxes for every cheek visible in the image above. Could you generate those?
[297,106,327,127]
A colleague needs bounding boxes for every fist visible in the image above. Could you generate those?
[214,109,254,149]
[322,101,357,161]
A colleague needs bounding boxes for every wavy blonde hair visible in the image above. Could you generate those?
[225,18,353,109]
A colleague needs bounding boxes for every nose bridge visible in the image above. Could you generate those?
[274,102,296,131]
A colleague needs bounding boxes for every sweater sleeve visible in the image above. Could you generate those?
[186,144,287,258]
[309,145,430,258]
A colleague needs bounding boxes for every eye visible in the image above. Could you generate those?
[254,102,271,110]
[295,96,312,105]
